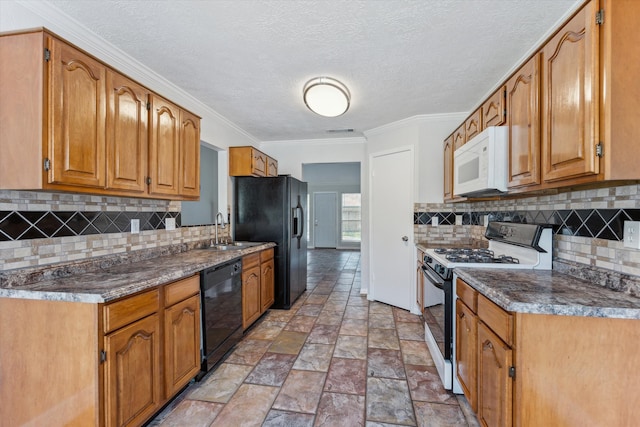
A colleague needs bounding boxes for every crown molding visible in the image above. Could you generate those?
[16,0,258,145]
[261,136,367,148]
[364,113,468,137]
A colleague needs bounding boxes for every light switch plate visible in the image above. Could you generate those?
[455,215,462,225]
[431,216,439,226]
[623,221,640,249]
[131,219,140,234]
[165,218,176,231]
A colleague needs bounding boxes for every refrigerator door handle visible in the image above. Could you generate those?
[292,207,299,238]
[292,196,304,248]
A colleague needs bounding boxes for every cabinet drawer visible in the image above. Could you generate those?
[260,248,274,262]
[104,289,159,334]
[456,278,477,312]
[164,274,200,307]
[243,253,260,269]
[477,294,513,346]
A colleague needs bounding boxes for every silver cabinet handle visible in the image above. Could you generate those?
[402,236,408,242]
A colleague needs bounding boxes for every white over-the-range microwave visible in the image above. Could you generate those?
[453,126,508,197]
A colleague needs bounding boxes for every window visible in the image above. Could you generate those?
[341,193,361,242]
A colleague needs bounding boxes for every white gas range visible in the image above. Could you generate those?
[420,221,553,392]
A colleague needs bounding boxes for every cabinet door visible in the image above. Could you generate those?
[104,314,161,427]
[465,109,482,142]
[149,94,180,196]
[541,1,599,182]
[106,70,148,193]
[507,53,541,189]
[252,149,267,177]
[456,300,478,412]
[483,86,506,128]
[242,265,261,329]
[477,322,512,427]
[48,36,106,188]
[260,257,275,312]
[453,124,466,150]
[267,156,278,177]
[179,110,200,198]
[443,135,454,201]
[164,294,201,396]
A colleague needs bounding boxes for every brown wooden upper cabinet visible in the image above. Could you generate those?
[541,1,599,183]
[48,36,107,189]
[538,0,640,187]
[443,135,454,201]
[465,109,482,142]
[148,95,200,199]
[506,53,541,189]
[0,28,200,200]
[453,123,466,151]
[107,70,149,194]
[443,0,640,198]
[229,146,278,177]
[482,86,507,128]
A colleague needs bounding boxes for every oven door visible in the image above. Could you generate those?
[421,265,444,307]
[421,265,452,361]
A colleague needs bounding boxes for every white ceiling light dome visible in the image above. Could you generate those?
[303,77,351,117]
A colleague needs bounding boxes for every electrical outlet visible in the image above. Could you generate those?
[165,218,176,231]
[131,219,140,234]
[455,215,463,225]
[624,221,640,249]
[431,216,439,226]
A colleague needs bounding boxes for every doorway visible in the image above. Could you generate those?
[370,146,414,311]
[313,192,338,248]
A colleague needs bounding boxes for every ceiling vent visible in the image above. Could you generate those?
[326,129,354,133]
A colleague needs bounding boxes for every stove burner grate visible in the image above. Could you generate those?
[439,248,520,264]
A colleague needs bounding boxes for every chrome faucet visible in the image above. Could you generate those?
[214,212,226,246]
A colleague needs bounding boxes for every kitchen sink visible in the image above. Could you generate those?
[209,241,262,251]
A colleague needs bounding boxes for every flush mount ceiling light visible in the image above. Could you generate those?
[303,77,351,117]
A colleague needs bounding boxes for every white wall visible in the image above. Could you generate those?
[364,114,466,204]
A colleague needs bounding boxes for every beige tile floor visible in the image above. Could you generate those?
[150,249,479,427]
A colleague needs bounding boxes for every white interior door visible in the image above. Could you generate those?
[313,192,338,248]
[370,147,413,310]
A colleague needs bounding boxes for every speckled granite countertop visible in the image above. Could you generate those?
[0,243,275,304]
[455,268,640,320]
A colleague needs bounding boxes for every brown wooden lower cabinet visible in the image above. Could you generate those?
[455,277,640,427]
[477,321,512,427]
[455,299,478,412]
[104,313,162,427]
[0,274,200,427]
[242,248,275,329]
[242,253,262,329]
[260,249,275,312]
[164,294,201,396]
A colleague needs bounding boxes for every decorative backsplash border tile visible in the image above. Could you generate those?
[414,208,640,242]
[0,210,181,241]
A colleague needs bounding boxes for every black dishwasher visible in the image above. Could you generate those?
[198,259,243,378]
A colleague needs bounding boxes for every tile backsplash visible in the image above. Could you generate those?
[414,183,640,278]
[0,190,227,271]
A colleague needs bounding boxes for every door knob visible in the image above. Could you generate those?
[402,236,409,242]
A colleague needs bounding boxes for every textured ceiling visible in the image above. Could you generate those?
[46,0,578,141]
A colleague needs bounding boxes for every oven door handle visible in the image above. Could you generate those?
[421,265,445,290]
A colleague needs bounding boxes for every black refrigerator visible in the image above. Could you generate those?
[233,175,307,309]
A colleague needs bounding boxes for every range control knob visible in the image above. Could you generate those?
[424,256,432,264]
